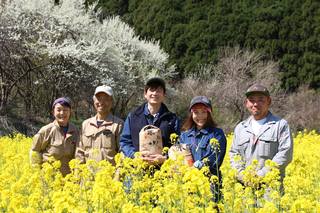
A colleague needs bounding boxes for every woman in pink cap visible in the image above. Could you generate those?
[180,96,226,201]
[30,97,79,176]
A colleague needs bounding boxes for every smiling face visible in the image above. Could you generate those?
[53,103,71,127]
[144,86,165,106]
[94,92,112,116]
[191,105,209,129]
[245,93,271,120]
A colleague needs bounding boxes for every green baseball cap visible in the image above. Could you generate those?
[245,83,270,97]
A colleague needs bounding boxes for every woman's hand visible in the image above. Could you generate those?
[193,160,204,169]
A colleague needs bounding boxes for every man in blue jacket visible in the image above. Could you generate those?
[120,77,180,165]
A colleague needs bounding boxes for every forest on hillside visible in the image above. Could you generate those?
[90,0,320,90]
[91,0,320,91]
[0,0,319,135]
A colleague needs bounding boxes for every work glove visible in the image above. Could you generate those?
[193,160,204,169]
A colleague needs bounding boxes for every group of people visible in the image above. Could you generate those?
[30,77,293,198]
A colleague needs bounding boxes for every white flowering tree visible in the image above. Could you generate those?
[0,0,175,117]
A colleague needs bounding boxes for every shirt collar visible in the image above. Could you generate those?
[89,114,114,127]
[187,126,210,136]
[53,120,76,134]
[143,103,163,117]
[243,111,275,128]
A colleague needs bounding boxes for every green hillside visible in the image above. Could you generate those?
[92,0,320,91]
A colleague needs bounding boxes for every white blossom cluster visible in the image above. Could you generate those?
[1,0,176,105]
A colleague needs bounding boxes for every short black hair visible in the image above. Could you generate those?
[144,77,166,93]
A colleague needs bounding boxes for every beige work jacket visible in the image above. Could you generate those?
[30,121,79,176]
[76,114,123,165]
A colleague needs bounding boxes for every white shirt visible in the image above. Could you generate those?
[251,117,267,135]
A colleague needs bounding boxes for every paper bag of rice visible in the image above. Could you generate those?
[139,125,163,155]
[168,143,194,166]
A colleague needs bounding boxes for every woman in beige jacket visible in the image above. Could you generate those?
[30,97,79,176]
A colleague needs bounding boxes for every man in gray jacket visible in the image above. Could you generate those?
[230,83,293,184]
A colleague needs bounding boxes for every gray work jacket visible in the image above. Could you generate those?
[230,112,293,179]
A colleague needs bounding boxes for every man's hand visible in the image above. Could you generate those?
[140,151,166,165]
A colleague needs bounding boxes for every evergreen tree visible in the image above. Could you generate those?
[88,0,320,90]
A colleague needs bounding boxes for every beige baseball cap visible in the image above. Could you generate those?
[94,85,113,96]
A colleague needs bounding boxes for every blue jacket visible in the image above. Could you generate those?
[180,126,227,176]
[120,103,180,158]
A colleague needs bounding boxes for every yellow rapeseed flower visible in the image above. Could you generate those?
[170,133,179,144]
[0,131,319,212]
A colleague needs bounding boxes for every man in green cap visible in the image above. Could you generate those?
[230,83,293,186]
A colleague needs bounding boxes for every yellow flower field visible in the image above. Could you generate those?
[0,131,319,212]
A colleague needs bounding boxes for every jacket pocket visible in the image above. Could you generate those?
[198,139,208,149]
[49,140,63,156]
[101,130,113,149]
[82,132,94,149]
[238,138,250,156]
[258,135,278,157]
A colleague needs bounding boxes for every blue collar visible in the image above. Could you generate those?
[187,126,211,137]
